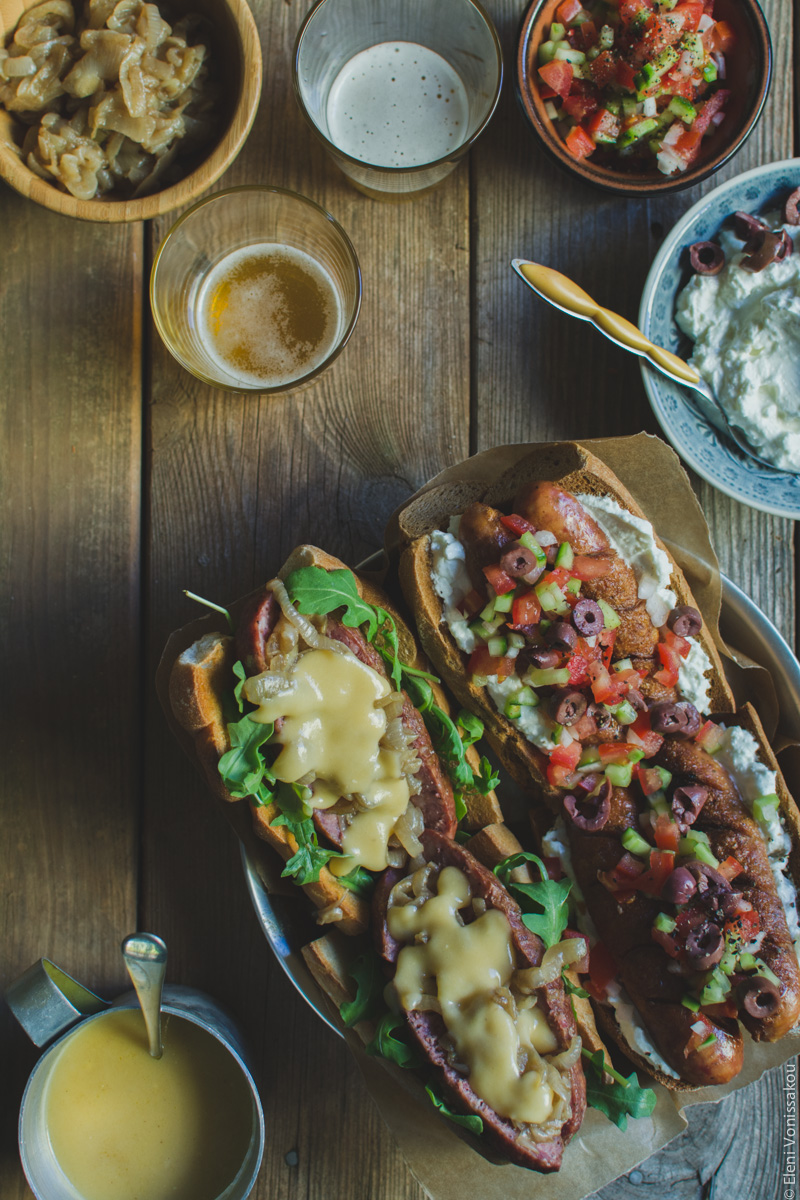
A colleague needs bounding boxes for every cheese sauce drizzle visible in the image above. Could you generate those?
[388,865,564,1125]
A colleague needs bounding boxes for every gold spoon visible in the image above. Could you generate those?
[511,258,798,476]
[121,933,168,1059]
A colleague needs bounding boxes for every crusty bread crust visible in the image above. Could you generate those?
[396,443,735,818]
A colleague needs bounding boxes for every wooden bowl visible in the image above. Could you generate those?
[0,0,261,221]
[515,0,772,197]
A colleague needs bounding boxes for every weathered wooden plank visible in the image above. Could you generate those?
[0,189,142,1195]
[142,2,464,1198]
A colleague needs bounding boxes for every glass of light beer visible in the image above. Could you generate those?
[150,186,362,393]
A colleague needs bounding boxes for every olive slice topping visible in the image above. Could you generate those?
[685,922,725,970]
[736,976,781,1019]
[500,541,541,580]
[545,621,578,651]
[784,187,800,227]
[563,780,612,832]
[671,783,708,832]
[675,701,702,738]
[572,598,604,636]
[667,604,702,637]
[741,228,793,273]
[661,866,697,905]
[528,647,562,670]
[649,700,689,735]
[689,240,725,275]
[550,688,588,726]
[732,210,768,241]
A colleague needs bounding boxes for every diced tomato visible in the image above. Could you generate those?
[725,908,760,945]
[695,719,725,752]
[692,87,731,136]
[654,640,681,688]
[662,627,691,659]
[500,512,535,536]
[557,0,583,23]
[636,764,664,796]
[511,588,542,629]
[588,659,624,705]
[589,49,619,89]
[565,124,596,159]
[598,742,633,765]
[615,59,638,90]
[717,855,744,882]
[458,588,485,620]
[563,92,599,121]
[580,19,597,48]
[673,126,704,162]
[538,59,574,99]
[468,645,515,680]
[662,69,700,100]
[706,19,735,53]
[653,812,681,853]
[634,848,675,896]
[585,108,621,142]
[587,941,618,998]
[651,924,681,959]
[549,740,582,770]
[618,0,652,26]
[639,13,687,60]
[566,653,591,687]
[672,1,704,32]
[542,566,573,590]
[482,563,516,595]
[597,627,616,669]
[627,710,664,758]
[570,553,611,580]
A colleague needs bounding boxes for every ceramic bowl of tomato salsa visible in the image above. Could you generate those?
[515,0,772,196]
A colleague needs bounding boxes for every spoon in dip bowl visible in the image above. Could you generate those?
[511,259,800,477]
[121,933,168,1059]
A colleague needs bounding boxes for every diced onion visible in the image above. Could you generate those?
[267,578,353,656]
[535,530,558,547]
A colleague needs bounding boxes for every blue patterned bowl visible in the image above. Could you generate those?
[638,158,800,519]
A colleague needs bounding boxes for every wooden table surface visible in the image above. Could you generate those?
[1,1,797,1197]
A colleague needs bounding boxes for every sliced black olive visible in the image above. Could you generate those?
[572,598,604,636]
[550,688,588,726]
[667,604,703,637]
[649,701,688,734]
[671,783,708,832]
[685,860,732,898]
[501,541,538,579]
[776,228,794,261]
[685,922,725,970]
[732,210,768,240]
[528,647,562,670]
[784,187,800,227]
[736,976,781,1018]
[545,621,578,651]
[741,228,787,272]
[563,781,611,832]
[587,703,619,736]
[689,240,725,275]
[675,701,702,739]
[661,866,697,905]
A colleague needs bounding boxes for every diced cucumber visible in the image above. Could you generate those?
[668,96,696,124]
[525,666,571,688]
[566,577,581,596]
[753,794,780,823]
[519,530,547,567]
[605,97,621,115]
[606,761,634,788]
[681,994,700,1012]
[651,45,680,74]
[654,912,676,934]
[613,657,633,673]
[649,793,669,817]
[612,700,638,726]
[597,598,621,629]
[598,23,614,49]
[545,100,560,120]
[505,699,522,719]
[554,46,586,65]
[555,541,574,569]
[538,39,558,64]
[493,591,514,613]
[702,60,718,82]
[550,20,566,40]
[754,960,782,988]
[622,828,652,858]
[739,952,758,971]
[698,1033,718,1050]
[618,117,659,148]
[516,685,539,706]
[681,32,705,67]
[487,635,508,658]
[694,842,720,869]
[507,631,526,651]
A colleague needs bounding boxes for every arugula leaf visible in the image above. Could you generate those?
[456,710,483,747]
[337,866,375,897]
[425,1085,483,1135]
[474,754,500,794]
[284,566,377,640]
[582,1049,657,1131]
[183,589,234,631]
[218,714,275,799]
[424,706,475,790]
[366,1013,426,1068]
[270,781,343,885]
[563,975,590,999]
[340,951,386,1027]
[374,605,402,689]
[494,852,572,949]
[402,674,434,713]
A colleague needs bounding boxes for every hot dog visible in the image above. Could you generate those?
[394,449,800,1087]
[162,545,593,1167]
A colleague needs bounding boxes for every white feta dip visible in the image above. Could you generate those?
[574,492,713,710]
[428,528,476,654]
[715,724,800,947]
[675,213,800,472]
